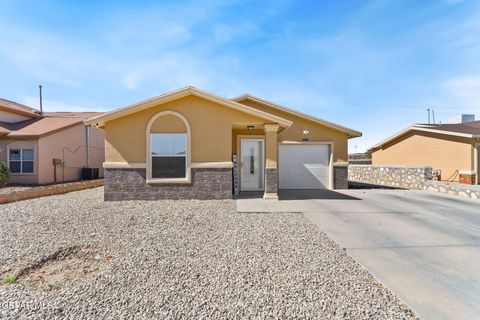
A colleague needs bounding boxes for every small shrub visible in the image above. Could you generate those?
[2,274,17,285]
[0,161,10,187]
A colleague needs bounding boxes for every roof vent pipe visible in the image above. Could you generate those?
[39,85,43,115]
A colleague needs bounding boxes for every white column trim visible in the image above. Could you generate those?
[103,162,146,169]
[264,124,280,132]
[191,162,233,168]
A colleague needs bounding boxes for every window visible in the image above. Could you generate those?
[150,133,186,178]
[9,149,34,173]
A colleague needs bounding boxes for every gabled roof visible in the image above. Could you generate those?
[0,112,104,138]
[0,98,42,119]
[370,122,480,151]
[425,120,480,135]
[232,94,362,138]
[84,86,293,128]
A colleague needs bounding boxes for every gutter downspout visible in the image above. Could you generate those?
[475,141,479,185]
[85,126,90,168]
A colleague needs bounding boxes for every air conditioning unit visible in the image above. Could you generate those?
[81,168,99,180]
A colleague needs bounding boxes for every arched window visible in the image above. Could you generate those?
[146,110,191,183]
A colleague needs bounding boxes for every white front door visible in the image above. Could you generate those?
[240,139,264,191]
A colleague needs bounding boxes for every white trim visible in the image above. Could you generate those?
[146,110,191,184]
[333,161,349,167]
[264,124,280,132]
[84,86,292,128]
[191,161,233,168]
[475,142,479,185]
[458,170,476,175]
[370,125,479,150]
[280,140,334,145]
[103,161,233,169]
[278,141,334,190]
[232,94,362,137]
[146,177,190,184]
[263,193,279,200]
[103,162,146,169]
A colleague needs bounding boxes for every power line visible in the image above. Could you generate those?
[345,104,480,109]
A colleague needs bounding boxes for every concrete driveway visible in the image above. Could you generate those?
[236,189,480,320]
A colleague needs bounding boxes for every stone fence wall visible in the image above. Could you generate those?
[348,165,433,189]
[349,165,480,200]
[0,179,104,204]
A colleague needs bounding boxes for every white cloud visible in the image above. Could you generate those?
[122,72,141,90]
[21,97,106,112]
[444,75,480,99]
[213,22,261,44]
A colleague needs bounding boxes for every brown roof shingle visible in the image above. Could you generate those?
[0,112,104,138]
[0,98,42,118]
[416,121,480,135]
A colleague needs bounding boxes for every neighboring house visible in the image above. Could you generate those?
[369,121,480,184]
[85,86,361,200]
[0,98,105,185]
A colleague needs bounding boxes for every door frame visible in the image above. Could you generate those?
[278,141,334,190]
[238,136,265,192]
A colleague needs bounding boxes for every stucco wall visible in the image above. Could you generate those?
[236,99,350,163]
[38,125,105,184]
[371,131,473,182]
[105,95,269,163]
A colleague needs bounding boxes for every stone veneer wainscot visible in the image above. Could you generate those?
[104,168,232,200]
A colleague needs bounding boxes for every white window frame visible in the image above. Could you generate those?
[150,133,187,180]
[8,148,35,175]
[146,110,191,184]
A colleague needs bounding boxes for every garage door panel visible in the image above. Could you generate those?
[279,144,331,189]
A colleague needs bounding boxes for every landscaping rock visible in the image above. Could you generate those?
[0,187,416,319]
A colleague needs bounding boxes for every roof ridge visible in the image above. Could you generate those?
[231,93,361,137]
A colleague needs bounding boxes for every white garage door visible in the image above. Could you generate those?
[279,144,331,189]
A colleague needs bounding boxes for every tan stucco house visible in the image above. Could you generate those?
[370,121,480,184]
[85,86,361,200]
[0,98,105,185]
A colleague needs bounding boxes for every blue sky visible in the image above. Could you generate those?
[1,0,480,151]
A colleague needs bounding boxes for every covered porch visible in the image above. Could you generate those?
[232,123,280,200]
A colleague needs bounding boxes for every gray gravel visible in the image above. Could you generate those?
[0,187,416,319]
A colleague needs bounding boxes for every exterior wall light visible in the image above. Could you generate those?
[247,125,254,131]
[302,129,309,141]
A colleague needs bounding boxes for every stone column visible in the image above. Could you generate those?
[264,124,279,200]
[333,162,349,189]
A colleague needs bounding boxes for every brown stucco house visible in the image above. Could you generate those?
[369,121,480,184]
[85,86,361,200]
[0,98,105,185]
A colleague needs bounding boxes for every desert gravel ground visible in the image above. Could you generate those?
[0,187,416,319]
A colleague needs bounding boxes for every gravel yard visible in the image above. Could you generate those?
[0,187,415,319]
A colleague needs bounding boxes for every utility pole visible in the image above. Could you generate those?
[427,108,430,124]
[432,110,436,124]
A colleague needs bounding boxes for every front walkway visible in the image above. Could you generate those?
[236,189,359,213]
[236,188,480,320]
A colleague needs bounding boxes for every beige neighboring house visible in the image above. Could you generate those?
[369,120,480,184]
[0,98,105,185]
[85,86,361,200]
